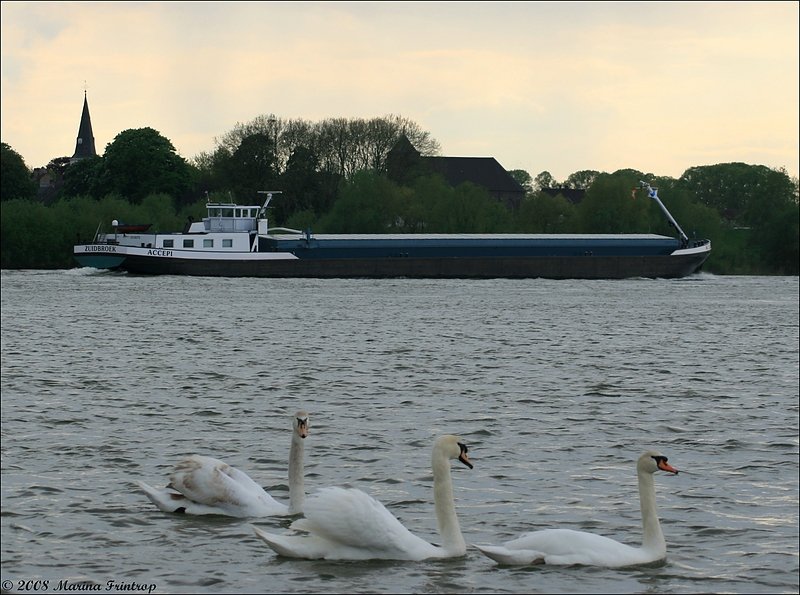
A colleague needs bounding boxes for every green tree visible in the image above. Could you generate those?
[757,200,799,274]
[214,114,283,174]
[1,200,55,267]
[1,142,36,201]
[413,175,512,233]
[406,174,454,231]
[680,162,795,222]
[576,172,650,233]
[227,132,278,199]
[46,156,72,180]
[564,170,600,190]
[508,169,533,193]
[316,170,405,233]
[516,191,576,232]
[679,163,798,274]
[533,171,557,191]
[62,156,104,199]
[102,128,196,204]
[276,146,339,224]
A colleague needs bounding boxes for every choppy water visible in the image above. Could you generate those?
[1,270,798,594]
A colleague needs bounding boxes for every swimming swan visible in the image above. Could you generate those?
[252,434,473,560]
[137,411,309,517]
[474,450,679,567]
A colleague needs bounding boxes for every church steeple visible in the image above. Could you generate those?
[71,90,97,162]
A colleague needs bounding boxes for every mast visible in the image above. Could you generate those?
[640,181,689,245]
[255,191,283,251]
[257,190,281,216]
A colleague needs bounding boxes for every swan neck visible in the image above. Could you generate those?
[432,453,465,555]
[638,469,665,553]
[287,432,305,514]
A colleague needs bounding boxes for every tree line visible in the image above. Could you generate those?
[1,114,798,275]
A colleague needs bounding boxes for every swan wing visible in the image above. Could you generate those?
[304,487,434,552]
[136,480,245,515]
[473,543,546,566]
[168,455,288,517]
[254,486,437,560]
[253,525,343,560]
[479,529,659,567]
[136,481,186,514]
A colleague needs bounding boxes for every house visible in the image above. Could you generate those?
[33,166,62,204]
[386,135,526,209]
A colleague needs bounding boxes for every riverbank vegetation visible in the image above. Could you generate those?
[1,115,797,275]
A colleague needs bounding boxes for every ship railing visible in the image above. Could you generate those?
[267,226,304,234]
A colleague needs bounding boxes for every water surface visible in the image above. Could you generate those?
[1,271,798,593]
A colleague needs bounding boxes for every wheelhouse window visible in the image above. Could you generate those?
[183,239,194,248]
[203,239,213,248]
[163,239,174,248]
[222,239,233,248]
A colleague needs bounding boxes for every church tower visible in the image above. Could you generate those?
[71,90,97,163]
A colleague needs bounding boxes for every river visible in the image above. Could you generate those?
[1,270,797,594]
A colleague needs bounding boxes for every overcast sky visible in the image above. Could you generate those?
[2,1,797,182]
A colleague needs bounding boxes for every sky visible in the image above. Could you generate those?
[2,1,798,183]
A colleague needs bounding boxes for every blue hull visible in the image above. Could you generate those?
[73,253,126,269]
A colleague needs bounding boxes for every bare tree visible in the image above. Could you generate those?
[205,113,441,180]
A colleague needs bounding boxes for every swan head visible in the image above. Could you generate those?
[293,411,309,439]
[434,435,473,469]
[639,450,679,475]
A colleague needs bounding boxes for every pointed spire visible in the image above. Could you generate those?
[71,90,97,162]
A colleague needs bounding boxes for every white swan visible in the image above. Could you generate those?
[252,434,473,560]
[136,411,309,517]
[474,450,679,567]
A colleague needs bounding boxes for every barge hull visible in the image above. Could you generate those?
[118,252,709,279]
